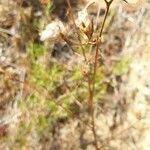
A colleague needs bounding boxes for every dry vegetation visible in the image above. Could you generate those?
[0,0,150,150]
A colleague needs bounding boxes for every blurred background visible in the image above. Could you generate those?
[0,0,150,149]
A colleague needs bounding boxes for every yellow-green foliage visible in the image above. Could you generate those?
[46,0,53,15]
[113,58,130,76]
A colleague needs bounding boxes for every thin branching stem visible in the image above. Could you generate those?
[88,36,100,150]
[99,0,113,37]
[92,1,113,98]
[65,0,113,149]
[66,0,93,116]
[89,1,114,149]
[66,0,87,62]
[90,0,114,111]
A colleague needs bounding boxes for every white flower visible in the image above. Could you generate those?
[39,20,65,41]
[75,9,90,27]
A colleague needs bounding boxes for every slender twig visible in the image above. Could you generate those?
[90,0,113,109]
[88,1,114,149]
[92,1,113,103]
[99,0,113,37]
[88,36,100,150]
[66,1,99,149]
[66,0,87,62]
[65,1,113,149]
[66,0,95,127]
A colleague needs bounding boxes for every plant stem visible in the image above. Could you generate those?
[92,1,113,99]
[88,36,100,150]
[89,1,113,149]
[99,0,113,37]
[66,0,87,62]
